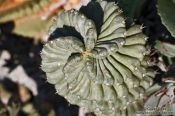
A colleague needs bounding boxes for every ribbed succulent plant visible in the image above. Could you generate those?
[41,0,155,115]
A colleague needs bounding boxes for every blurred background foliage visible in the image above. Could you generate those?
[157,0,175,38]
[0,0,175,115]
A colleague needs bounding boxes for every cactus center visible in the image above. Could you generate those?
[82,50,92,58]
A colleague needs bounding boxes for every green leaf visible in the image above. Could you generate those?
[0,0,52,23]
[158,0,175,37]
[155,40,175,57]
[0,0,5,4]
[12,17,51,38]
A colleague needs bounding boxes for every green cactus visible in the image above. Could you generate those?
[157,0,175,38]
[41,0,155,115]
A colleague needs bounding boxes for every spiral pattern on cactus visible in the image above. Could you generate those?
[41,0,155,115]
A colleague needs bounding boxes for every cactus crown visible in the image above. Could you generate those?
[41,0,155,115]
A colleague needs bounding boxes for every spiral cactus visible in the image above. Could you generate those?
[41,0,155,115]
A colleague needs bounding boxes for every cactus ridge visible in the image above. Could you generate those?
[41,0,155,115]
